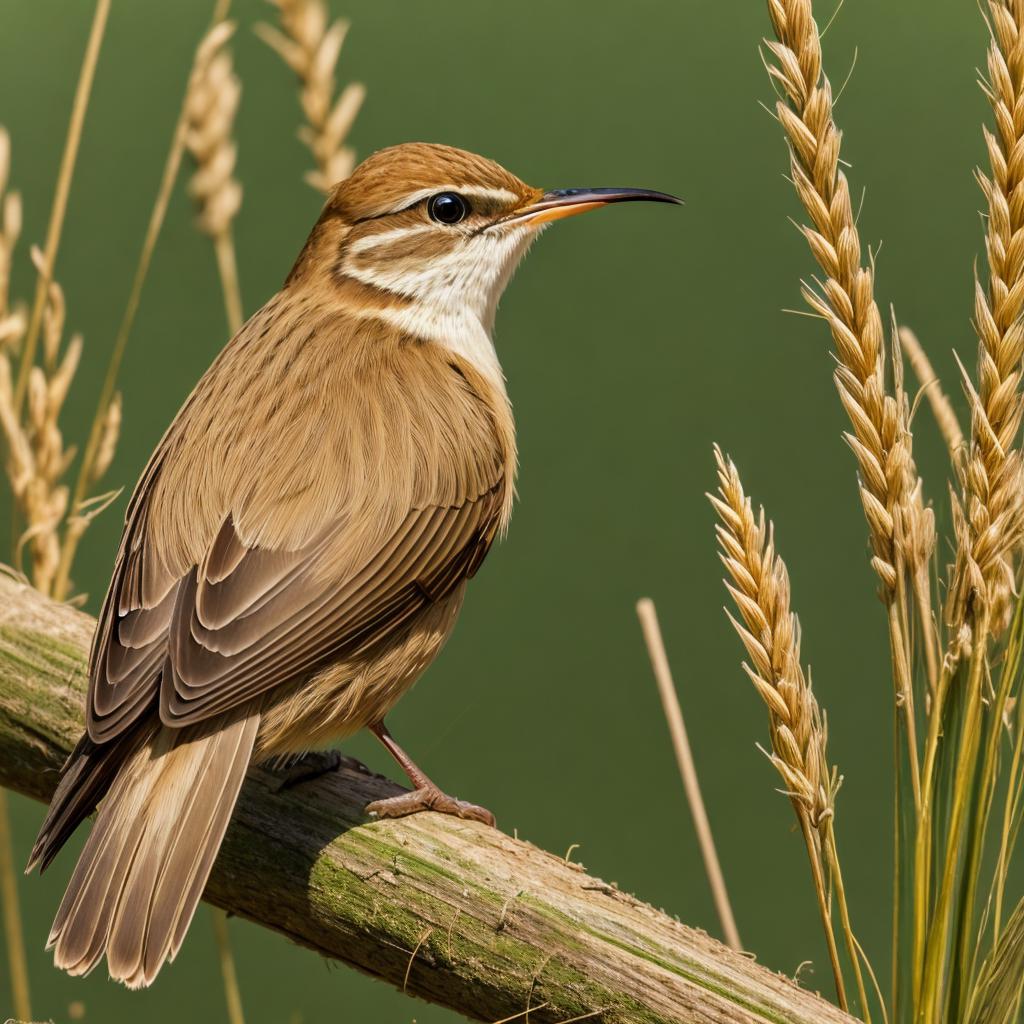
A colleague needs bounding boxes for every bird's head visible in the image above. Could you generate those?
[289,143,681,339]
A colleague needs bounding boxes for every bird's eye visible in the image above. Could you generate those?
[428,192,470,225]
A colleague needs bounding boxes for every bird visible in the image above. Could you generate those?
[27,142,681,988]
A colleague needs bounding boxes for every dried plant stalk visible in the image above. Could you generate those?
[897,326,965,462]
[185,21,244,333]
[916,7,1024,1018]
[68,11,232,573]
[762,0,926,809]
[0,129,25,354]
[709,445,869,1018]
[13,0,110,414]
[256,0,365,193]
[947,0,1024,639]
[635,598,742,953]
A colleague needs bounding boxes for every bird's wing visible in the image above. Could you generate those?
[85,302,513,745]
[87,469,504,743]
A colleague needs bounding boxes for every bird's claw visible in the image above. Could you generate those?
[366,786,496,827]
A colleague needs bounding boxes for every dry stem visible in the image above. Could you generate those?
[635,597,742,952]
[0,788,30,1021]
[0,129,25,354]
[897,325,965,462]
[12,0,110,415]
[68,12,234,541]
[256,0,365,193]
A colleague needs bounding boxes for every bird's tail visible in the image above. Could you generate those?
[42,710,259,988]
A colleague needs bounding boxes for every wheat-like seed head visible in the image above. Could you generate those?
[764,0,928,597]
[0,249,83,594]
[0,127,25,351]
[256,0,365,193]
[947,0,1024,637]
[184,22,242,239]
[0,230,117,599]
[710,445,836,829]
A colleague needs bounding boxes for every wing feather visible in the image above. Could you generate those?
[84,307,513,745]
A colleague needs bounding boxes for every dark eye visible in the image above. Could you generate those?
[428,192,470,225]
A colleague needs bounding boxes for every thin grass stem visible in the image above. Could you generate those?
[68,3,228,525]
[635,598,742,952]
[897,325,964,462]
[920,616,992,1023]
[953,596,1024,1016]
[214,230,243,334]
[211,906,246,1024]
[889,594,923,812]
[799,815,847,1010]
[913,657,954,1005]
[823,819,873,1022]
[994,656,1024,933]
[13,0,110,415]
[0,788,30,1021]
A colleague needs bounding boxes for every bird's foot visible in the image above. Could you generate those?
[269,749,352,792]
[366,786,496,827]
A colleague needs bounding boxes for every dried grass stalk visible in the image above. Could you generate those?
[0,129,25,353]
[635,598,742,953]
[947,0,1024,640]
[709,446,871,1016]
[69,15,235,556]
[898,325,965,462]
[185,20,244,332]
[256,0,365,193]
[12,0,110,414]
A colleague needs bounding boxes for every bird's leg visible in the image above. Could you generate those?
[365,721,496,827]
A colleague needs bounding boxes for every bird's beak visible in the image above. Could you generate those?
[503,187,683,227]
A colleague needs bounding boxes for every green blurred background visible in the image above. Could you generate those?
[0,0,995,1020]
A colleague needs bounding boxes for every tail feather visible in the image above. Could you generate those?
[47,711,259,987]
[28,727,146,874]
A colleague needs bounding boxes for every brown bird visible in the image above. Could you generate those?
[28,143,680,987]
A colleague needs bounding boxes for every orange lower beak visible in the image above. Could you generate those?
[505,187,683,227]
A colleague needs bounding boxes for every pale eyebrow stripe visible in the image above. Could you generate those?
[347,224,438,254]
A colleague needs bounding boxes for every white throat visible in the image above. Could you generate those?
[341,223,541,394]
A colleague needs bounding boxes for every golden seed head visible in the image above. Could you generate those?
[257,0,365,193]
[185,22,243,239]
[711,446,835,828]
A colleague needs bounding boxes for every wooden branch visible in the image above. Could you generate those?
[0,574,858,1024]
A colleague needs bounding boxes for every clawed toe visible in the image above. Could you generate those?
[366,786,496,827]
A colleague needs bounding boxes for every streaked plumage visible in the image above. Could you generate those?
[28,142,681,987]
